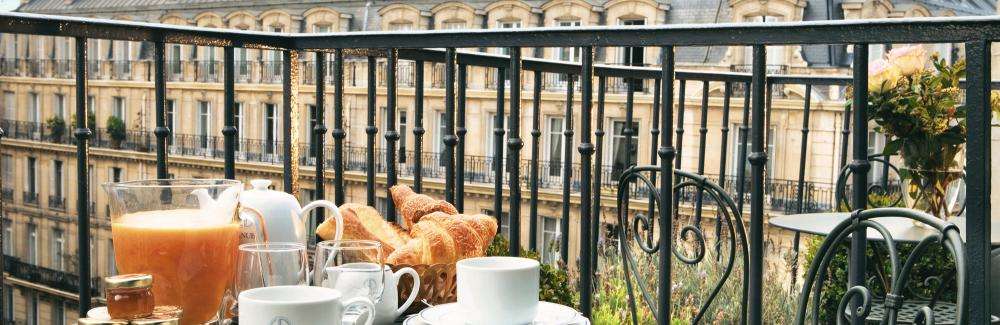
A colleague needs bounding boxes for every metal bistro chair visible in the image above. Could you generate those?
[795,208,967,325]
[835,154,904,210]
[616,166,750,325]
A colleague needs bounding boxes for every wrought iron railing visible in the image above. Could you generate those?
[0,12,996,324]
[48,195,65,211]
[1,188,12,201]
[3,255,100,296]
[22,191,37,205]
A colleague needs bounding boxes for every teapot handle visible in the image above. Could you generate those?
[301,200,344,242]
[393,267,421,317]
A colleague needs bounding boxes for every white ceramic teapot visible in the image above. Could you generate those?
[238,179,343,245]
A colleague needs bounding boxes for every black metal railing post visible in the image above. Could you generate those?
[0,120,4,318]
[223,47,236,180]
[74,36,93,316]
[365,56,377,206]
[507,47,523,255]
[413,60,425,193]
[456,63,467,209]
[735,81,751,211]
[694,81,709,227]
[592,75,606,272]
[559,74,574,264]
[848,44,869,325]
[332,49,345,205]
[494,66,506,233]
[444,48,457,205]
[154,42,169,179]
[748,44,767,325]
[313,51,327,227]
[657,45,676,325]
[965,39,991,324]
[790,84,812,286]
[715,82,733,261]
[385,49,399,223]
[578,46,594,318]
[529,69,542,252]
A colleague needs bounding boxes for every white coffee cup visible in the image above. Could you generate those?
[456,257,540,325]
[374,266,420,325]
[238,285,374,325]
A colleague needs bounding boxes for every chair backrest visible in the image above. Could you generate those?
[615,166,749,325]
[835,154,902,210]
[795,208,966,324]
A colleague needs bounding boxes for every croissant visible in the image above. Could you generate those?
[317,203,411,257]
[390,185,459,229]
[386,213,498,265]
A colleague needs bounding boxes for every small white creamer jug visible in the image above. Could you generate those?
[374,266,420,325]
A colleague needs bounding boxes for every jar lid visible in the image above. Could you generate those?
[76,318,128,325]
[104,274,153,289]
[130,317,180,325]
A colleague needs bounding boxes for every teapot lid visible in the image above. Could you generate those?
[240,179,301,213]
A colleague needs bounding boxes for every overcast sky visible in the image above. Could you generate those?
[1,0,19,12]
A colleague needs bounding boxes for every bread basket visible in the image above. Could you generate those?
[389,263,457,314]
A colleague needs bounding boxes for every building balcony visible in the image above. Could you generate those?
[48,195,65,211]
[110,60,134,80]
[260,60,282,84]
[1,188,12,201]
[0,58,19,76]
[195,60,220,83]
[22,191,37,205]
[3,255,101,296]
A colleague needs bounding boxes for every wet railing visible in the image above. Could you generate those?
[0,12,997,324]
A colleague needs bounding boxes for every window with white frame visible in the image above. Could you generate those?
[728,124,775,179]
[169,44,182,75]
[51,229,64,271]
[380,107,408,163]
[540,216,561,265]
[436,112,448,167]
[2,91,14,120]
[388,21,414,31]
[867,130,887,184]
[198,101,211,149]
[86,95,95,123]
[27,223,37,264]
[52,301,65,325]
[620,19,645,66]
[2,221,12,256]
[2,285,11,321]
[54,93,65,119]
[609,120,639,178]
[269,26,284,76]
[265,103,277,155]
[555,20,582,62]
[113,96,126,124]
[546,117,565,177]
[498,21,522,56]
[2,154,13,190]
[27,292,38,325]
[166,99,176,144]
[52,160,63,199]
[743,16,785,66]
[29,92,39,124]
[442,20,466,30]
[234,102,244,151]
[26,157,37,196]
[314,24,331,33]
[308,105,318,158]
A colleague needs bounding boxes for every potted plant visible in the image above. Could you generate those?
[71,112,97,129]
[106,115,126,149]
[45,115,65,143]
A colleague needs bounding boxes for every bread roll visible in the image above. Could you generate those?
[390,185,458,228]
[420,212,485,259]
[387,219,458,265]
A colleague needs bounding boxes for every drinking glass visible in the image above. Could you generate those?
[315,240,385,319]
[104,179,263,325]
[230,242,309,320]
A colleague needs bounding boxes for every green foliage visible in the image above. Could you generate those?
[486,235,576,307]
[45,115,65,141]
[71,112,97,129]
[106,115,126,142]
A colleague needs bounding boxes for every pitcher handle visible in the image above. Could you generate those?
[341,296,376,325]
[393,267,421,317]
[301,200,344,241]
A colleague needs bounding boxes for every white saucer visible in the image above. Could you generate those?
[416,302,585,325]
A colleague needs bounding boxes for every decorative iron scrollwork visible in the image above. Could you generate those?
[616,166,749,324]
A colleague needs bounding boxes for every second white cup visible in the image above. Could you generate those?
[456,256,540,325]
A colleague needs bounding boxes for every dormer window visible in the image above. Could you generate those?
[388,21,413,31]
[442,19,466,30]
[314,24,332,33]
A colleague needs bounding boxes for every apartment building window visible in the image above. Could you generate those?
[52,301,65,325]
[86,95,95,122]
[169,44,182,75]
[54,93,65,118]
[489,113,512,170]
[546,117,565,177]
[483,209,510,239]
[743,16,785,67]
[26,156,37,197]
[498,21,521,56]
[609,121,639,178]
[442,20,466,30]
[308,105,318,158]
[620,19,645,66]
[52,160,63,199]
[314,25,331,33]
[380,107,407,163]
[198,101,211,149]
[265,103,277,155]
[51,229,65,271]
[540,216,561,265]
[27,293,38,325]
[166,99,175,144]
[235,47,248,76]
[3,91,14,121]
[269,26,283,77]
[555,21,582,62]
[27,223,37,264]
[113,96,126,126]
[2,221,11,255]
[234,102,243,151]
[29,92,39,124]
[3,285,12,321]
[2,154,13,190]
[110,167,122,183]
[728,124,775,180]
[436,112,448,167]
[388,21,414,31]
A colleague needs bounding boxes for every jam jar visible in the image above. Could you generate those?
[104,274,155,319]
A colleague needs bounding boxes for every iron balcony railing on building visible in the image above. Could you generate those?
[1,188,12,201]
[3,255,101,296]
[110,60,132,80]
[260,60,282,84]
[48,195,66,211]
[0,58,19,76]
[195,60,220,83]
[87,59,103,79]
[166,60,184,81]
[22,191,37,205]
[52,59,74,78]
[1,12,998,324]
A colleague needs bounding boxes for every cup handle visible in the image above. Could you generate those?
[393,267,420,317]
[341,296,376,325]
[301,200,344,241]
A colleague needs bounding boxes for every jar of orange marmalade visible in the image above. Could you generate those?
[104,274,155,319]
